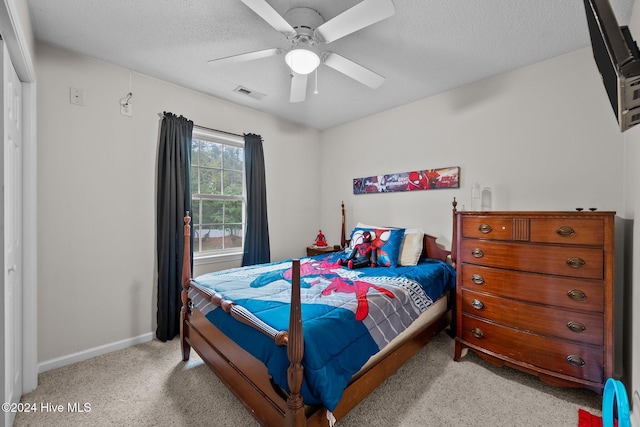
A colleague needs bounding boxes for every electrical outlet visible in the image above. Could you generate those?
[120,103,132,117]
[69,87,84,106]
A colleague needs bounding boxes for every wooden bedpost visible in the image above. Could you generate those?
[286,259,306,427]
[451,198,458,268]
[447,198,459,339]
[180,212,192,361]
[340,201,346,249]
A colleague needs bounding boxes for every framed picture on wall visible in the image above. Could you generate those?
[353,166,460,194]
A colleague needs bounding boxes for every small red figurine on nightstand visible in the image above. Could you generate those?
[314,230,328,247]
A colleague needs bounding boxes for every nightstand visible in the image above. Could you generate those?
[306,245,342,257]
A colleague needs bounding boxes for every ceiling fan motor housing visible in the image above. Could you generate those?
[283,7,325,46]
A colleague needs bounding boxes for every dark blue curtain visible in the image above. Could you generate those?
[242,133,271,266]
[156,112,193,341]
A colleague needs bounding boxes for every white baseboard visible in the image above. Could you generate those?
[38,333,154,374]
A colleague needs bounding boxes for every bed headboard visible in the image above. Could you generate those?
[339,200,456,264]
[421,234,450,263]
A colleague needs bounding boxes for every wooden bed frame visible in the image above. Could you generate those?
[180,201,458,427]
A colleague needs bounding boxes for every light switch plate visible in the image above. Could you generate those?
[120,103,132,117]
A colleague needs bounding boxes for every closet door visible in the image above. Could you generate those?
[1,39,23,427]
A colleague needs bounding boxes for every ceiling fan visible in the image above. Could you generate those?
[208,0,396,103]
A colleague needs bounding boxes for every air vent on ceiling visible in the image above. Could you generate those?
[234,86,266,100]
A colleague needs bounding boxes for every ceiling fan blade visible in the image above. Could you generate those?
[322,52,385,89]
[207,48,283,67]
[290,72,308,103]
[240,0,296,37]
[315,0,395,43]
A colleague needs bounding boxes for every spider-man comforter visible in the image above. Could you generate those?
[188,252,456,411]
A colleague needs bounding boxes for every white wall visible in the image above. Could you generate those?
[320,37,640,400]
[35,42,320,365]
[625,0,640,412]
[319,48,625,248]
[319,43,634,394]
[35,25,636,387]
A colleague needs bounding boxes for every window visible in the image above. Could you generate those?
[191,127,245,257]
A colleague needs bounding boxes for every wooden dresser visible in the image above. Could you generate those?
[453,211,615,393]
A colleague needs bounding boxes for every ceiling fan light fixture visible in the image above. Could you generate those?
[285,47,320,75]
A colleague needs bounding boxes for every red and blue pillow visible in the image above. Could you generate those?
[348,227,405,267]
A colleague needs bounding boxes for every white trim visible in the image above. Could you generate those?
[0,0,36,82]
[0,0,38,394]
[20,80,36,393]
[192,126,244,146]
[194,251,243,266]
[37,333,154,374]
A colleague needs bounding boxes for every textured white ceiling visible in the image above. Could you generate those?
[26,0,636,130]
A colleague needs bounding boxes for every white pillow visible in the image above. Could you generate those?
[356,222,395,229]
[398,231,424,266]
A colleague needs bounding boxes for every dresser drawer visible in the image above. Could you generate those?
[459,239,604,279]
[461,216,514,241]
[459,264,604,312]
[461,290,604,345]
[530,218,604,246]
[461,315,603,383]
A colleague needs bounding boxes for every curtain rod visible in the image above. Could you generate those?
[194,124,243,138]
[159,113,247,139]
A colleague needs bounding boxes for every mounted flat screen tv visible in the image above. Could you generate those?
[583,0,640,131]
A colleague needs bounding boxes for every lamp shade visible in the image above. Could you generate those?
[285,47,320,75]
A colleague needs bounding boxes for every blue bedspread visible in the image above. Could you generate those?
[189,252,456,411]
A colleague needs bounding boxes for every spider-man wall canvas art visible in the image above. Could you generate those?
[353,166,459,194]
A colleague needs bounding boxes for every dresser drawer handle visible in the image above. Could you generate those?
[471,299,484,310]
[471,274,485,285]
[471,248,484,258]
[567,289,587,301]
[566,355,585,368]
[567,321,586,333]
[471,328,484,339]
[556,226,576,237]
[566,257,586,268]
[478,223,492,234]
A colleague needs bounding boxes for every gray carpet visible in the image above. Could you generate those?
[15,332,602,426]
